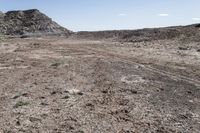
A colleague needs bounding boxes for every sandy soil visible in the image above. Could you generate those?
[0,37,199,133]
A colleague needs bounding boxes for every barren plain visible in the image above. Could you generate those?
[0,37,199,132]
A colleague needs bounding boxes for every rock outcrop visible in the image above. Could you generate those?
[0,9,72,37]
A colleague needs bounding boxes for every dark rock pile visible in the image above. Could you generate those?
[195,24,200,28]
[0,9,72,37]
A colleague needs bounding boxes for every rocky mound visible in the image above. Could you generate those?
[0,9,72,37]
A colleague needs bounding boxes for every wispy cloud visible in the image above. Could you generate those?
[158,13,169,17]
[192,18,200,21]
[118,13,127,16]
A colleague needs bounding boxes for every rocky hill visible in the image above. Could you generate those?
[0,9,72,37]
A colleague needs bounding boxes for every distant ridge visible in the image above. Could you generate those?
[0,9,72,37]
[72,24,200,42]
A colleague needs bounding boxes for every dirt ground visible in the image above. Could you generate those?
[0,37,199,133]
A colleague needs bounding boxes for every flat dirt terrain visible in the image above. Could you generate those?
[0,37,200,133]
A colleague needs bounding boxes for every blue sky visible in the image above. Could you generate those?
[1,0,200,31]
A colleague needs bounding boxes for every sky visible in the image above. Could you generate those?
[0,0,200,31]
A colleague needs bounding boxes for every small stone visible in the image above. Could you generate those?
[21,93,28,97]
[12,92,28,99]
[39,96,45,99]
[40,102,48,106]
[62,95,70,99]
[51,91,57,95]
[16,120,20,126]
[189,100,194,103]
[178,46,189,50]
[66,89,83,95]
[12,95,20,99]
[130,89,138,94]
[29,117,41,122]
[101,90,108,94]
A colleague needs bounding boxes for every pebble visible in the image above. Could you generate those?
[66,89,83,95]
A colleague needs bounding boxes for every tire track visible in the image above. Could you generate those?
[67,44,200,87]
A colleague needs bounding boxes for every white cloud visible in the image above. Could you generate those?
[118,13,127,16]
[158,13,169,17]
[192,18,200,21]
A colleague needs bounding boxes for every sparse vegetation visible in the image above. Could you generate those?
[51,62,62,67]
[50,60,65,68]
[0,34,6,42]
[13,101,29,108]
